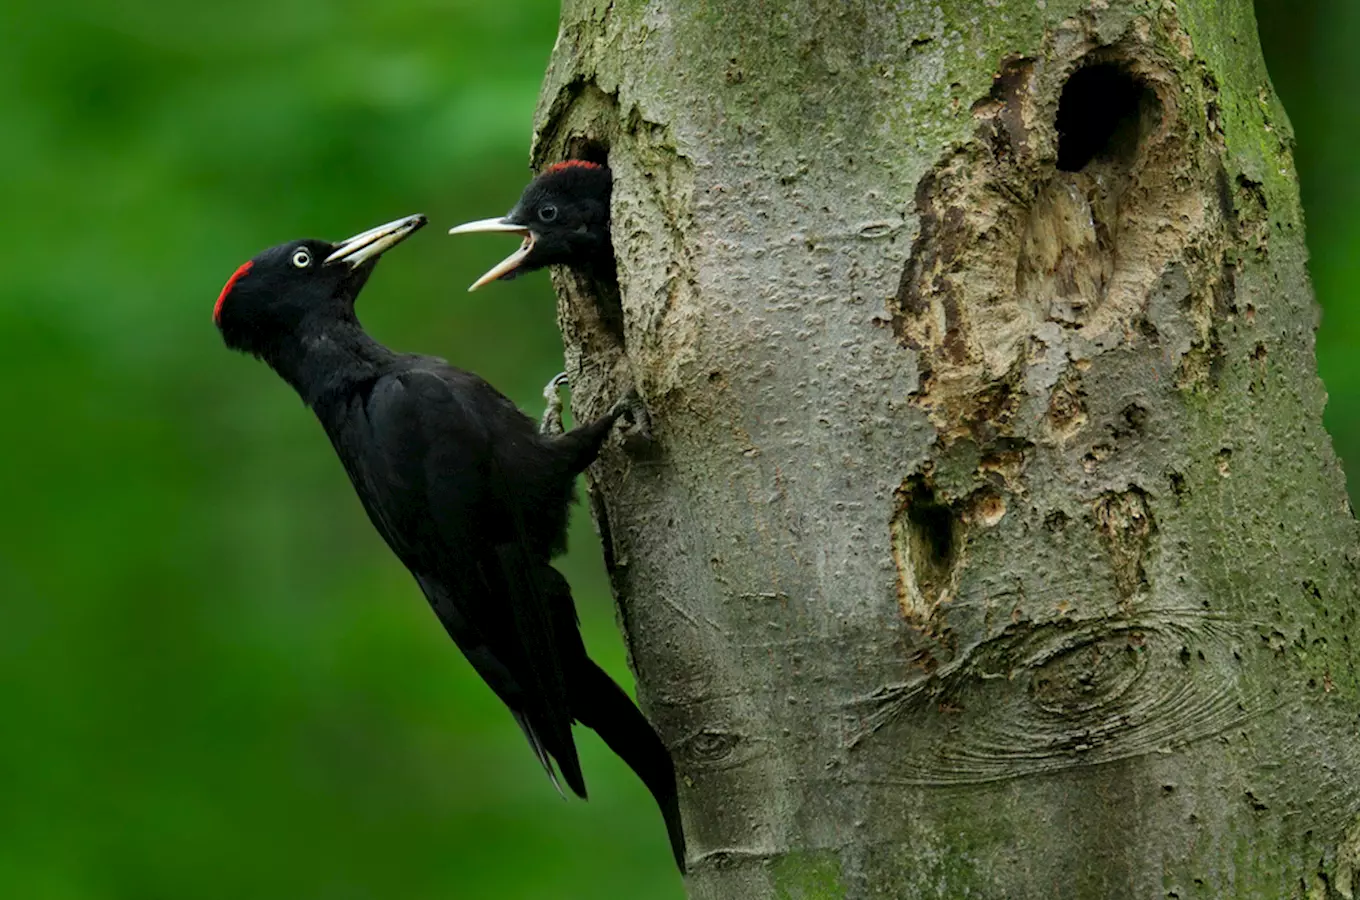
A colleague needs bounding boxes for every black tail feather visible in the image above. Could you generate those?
[522,560,685,870]
[511,709,571,798]
[572,660,687,872]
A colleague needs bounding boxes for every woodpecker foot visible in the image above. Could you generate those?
[539,372,570,435]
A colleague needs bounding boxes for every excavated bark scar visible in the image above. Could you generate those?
[890,477,962,637]
[890,474,1009,655]
[890,41,1230,441]
[1094,487,1156,604]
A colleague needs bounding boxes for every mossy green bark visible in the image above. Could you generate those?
[533,0,1360,897]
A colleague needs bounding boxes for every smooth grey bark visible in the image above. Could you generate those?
[532,0,1360,896]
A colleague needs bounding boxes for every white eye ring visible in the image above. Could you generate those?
[291,248,312,268]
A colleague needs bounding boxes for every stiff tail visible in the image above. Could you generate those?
[509,709,570,798]
[516,560,683,869]
[572,660,687,872]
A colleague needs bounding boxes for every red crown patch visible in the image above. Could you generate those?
[214,260,254,324]
[543,159,603,175]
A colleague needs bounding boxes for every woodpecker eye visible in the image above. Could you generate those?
[291,248,312,269]
[538,204,558,223]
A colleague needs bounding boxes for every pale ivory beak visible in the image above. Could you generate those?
[448,218,534,291]
[325,214,427,267]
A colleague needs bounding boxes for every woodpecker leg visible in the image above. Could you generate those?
[539,372,570,435]
[550,387,654,476]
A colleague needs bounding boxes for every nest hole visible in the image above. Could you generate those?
[1055,63,1158,172]
[898,479,960,600]
[563,137,610,167]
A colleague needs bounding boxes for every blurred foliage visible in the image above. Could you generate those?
[0,0,1352,897]
[0,0,681,897]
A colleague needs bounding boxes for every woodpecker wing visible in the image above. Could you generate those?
[324,365,585,796]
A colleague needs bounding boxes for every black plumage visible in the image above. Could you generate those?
[212,214,685,870]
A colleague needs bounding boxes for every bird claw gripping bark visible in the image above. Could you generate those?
[542,374,654,450]
[539,372,570,435]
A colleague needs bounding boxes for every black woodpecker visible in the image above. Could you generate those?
[212,214,685,871]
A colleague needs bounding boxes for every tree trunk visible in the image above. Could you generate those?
[533,0,1360,896]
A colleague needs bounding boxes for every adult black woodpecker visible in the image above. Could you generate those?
[448,160,613,290]
[212,214,685,871]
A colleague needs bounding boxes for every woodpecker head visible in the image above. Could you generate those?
[213,214,426,357]
[449,161,612,290]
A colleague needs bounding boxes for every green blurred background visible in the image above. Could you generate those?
[0,1,1353,897]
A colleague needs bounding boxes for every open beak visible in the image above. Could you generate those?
[447,218,534,291]
[325,214,427,268]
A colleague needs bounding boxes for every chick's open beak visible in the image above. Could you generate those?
[448,218,534,291]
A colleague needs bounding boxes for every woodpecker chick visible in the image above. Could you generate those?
[450,161,612,291]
